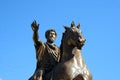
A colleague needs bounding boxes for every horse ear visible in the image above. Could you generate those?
[64,26,70,31]
[71,21,75,27]
[77,23,80,29]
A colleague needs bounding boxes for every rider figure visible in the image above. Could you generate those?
[29,20,60,80]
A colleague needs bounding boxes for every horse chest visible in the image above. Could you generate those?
[63,57,84,79]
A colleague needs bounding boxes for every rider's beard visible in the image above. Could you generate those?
[47,37,55,43]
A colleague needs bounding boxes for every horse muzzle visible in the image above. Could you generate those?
[77,38,86,49]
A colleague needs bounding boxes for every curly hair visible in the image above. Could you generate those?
[45,29,57,39]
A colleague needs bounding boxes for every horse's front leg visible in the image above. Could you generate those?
[31,69,44,80]
[36,76,43,80]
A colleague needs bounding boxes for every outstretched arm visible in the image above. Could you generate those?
[31,20,45,61]
[31,20,42,46]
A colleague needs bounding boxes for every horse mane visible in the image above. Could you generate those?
[59,32,64,62]
[59,30,71,62]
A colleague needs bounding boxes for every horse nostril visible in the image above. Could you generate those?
[77,38,81,43]
[78,39,81,43]
[77,38,86,43]
[83,38,86,42]
[79,38,86,43]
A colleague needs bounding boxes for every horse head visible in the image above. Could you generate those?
[63,21,86,50]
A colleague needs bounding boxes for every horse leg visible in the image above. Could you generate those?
[29,69,44,80]
[28,74,43,80]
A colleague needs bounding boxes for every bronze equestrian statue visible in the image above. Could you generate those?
[29,20,60,80]
[29,21,92,80]
[49,22,92,80]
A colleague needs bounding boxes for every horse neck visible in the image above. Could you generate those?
[60,40,75,62]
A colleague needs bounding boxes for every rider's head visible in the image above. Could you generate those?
[45,29,57,43]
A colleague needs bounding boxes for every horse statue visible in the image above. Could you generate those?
[45,21,92,80]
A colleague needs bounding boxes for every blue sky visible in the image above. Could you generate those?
[0,0,120,80]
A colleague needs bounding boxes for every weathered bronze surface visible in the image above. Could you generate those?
[29,21,92,80]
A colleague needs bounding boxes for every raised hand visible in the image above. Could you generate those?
[31,20,39,32]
